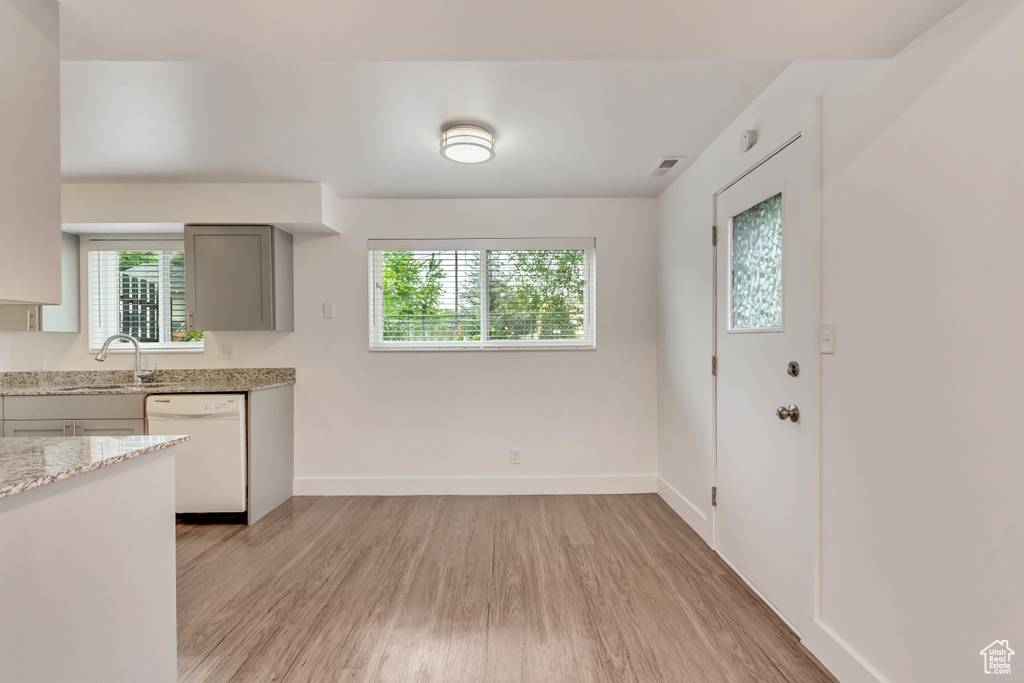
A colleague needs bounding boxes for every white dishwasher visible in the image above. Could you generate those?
[147,394,247,514]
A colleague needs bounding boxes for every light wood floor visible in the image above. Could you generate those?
[177,495,835,682]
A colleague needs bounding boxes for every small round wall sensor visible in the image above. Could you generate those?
[740,129,758,153]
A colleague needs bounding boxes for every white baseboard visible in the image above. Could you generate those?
[802,621,886,683]
[293,474,658,496]
[656,477,880,683]
[656,476,712,543]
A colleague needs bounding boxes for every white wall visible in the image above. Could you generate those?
[0,198,660,495]
[820,1,1024,681]
[657,1,1024,681]
[656,60,881,540]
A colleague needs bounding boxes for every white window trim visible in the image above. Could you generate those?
[84,235,206,354]
[367,239,597,352]
[90,344,207,354]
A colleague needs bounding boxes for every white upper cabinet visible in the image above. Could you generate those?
[0,0,61,305]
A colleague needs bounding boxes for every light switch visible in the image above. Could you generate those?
[323,302,335,319]
[820,322,836,354]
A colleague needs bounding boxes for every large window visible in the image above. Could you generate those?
[368,238,596,350]
[87,242,204,352]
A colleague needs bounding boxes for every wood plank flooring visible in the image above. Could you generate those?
[177,495,835,682]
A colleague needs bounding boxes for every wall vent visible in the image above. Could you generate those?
[648,156,685,177]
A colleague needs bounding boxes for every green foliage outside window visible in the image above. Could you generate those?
[488,250,584,340]
[117,251,159,271]
[379,249,586,343]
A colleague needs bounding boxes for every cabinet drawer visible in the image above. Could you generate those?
[73,419,145,437]
[4,419,68,437]
[3,395,144,421]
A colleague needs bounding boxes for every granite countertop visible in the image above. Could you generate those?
[0,368,295,396]
[0,435,190,499]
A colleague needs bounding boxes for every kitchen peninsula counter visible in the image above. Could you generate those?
[0,434,188,498]
[0,434,185,682]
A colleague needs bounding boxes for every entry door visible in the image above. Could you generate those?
[715,137,814,632]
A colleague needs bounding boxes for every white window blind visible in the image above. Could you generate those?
[87,243,204,352]
[368,238,596,350]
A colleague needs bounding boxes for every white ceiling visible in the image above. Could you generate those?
[58,0,966,198]
[58,0,966,61]
[61,61,790,198]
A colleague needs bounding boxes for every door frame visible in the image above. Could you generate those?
[710,126,823,633]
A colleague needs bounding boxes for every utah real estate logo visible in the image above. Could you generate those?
[980,640,1014,675]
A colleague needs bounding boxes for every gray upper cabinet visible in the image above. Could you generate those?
[0,233,81,332]
[41,233,82,332]
[0,306,41,332]
[185,225,294,331]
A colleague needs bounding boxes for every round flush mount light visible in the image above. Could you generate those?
[440,124,495,164]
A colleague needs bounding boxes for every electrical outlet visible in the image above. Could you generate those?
[323,302,336,319]
[218,341,235,360]
[510,448,521,465]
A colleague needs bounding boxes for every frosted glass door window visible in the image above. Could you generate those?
[730,193,783,330]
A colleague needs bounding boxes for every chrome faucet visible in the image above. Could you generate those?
[94,334,154,384]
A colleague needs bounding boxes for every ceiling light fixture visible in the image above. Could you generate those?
[440,124,495,164]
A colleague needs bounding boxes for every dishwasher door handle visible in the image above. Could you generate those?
[148,413,225,420]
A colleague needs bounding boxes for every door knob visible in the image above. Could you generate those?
[776,404,800,422]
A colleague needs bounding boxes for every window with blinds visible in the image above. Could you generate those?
[368,238,596,350]
[87,246,204,352]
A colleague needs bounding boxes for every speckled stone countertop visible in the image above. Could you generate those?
[0,368,295,396]
[0,435,190,499]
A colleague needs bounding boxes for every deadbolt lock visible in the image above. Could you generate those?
[787,361,800,377]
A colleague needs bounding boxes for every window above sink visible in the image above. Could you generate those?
[85,237,204,353]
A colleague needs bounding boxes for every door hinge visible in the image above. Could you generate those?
[712,225,718,246]
[712,486,717,507]
[712,356,718,376]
